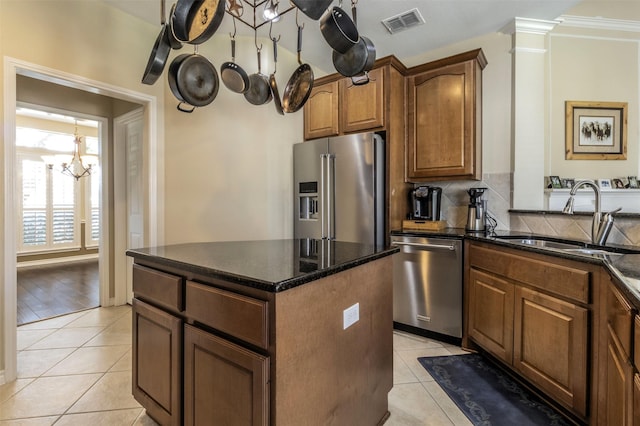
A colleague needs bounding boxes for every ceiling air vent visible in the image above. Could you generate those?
[381,8,425,34]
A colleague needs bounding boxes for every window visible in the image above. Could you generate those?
[16,112,100,254]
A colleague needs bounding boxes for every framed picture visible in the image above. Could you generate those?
[549,175,562,189]
[613,178,625,189]
[562,178,575,189]
[565,101,627,160]
[629,176,639,188]
[597,178,612,189]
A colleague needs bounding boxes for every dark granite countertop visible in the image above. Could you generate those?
[392,227,640,309]
[126,239,398,293]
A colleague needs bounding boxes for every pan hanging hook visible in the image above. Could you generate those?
[254,28,262,52]
[230,14,237,39]
[295,7,304,30]
[269,21,281,43]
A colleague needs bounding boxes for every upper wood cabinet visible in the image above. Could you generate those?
[406,49,487,182]
[303,67,385,139]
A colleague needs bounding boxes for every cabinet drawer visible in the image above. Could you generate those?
[133,264,184,312]
[468,244,590,304]
[607,283,634,357]
[186,281,269,350]
[635,315,640,371]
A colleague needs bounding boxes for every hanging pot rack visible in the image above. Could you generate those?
[226,0,296,32]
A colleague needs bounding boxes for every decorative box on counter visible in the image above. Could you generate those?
[402,220,448,231]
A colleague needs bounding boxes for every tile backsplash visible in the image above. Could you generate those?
[427,172,640,247]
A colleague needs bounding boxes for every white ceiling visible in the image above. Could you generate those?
[104,0,628,73]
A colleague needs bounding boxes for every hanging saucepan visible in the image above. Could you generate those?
[244,46,273,106]
[220,19,250,94]
[172,0,225,45]
[167,3,184,49]
[141,0,173,85]
[332,1,376,79]
[269,35,284,115]
[319,1,359,54]
[282,21,314,113]
[168,48,219,113]
[291,0,333,20]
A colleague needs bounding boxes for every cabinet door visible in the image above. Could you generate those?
[633,374,640,426]
[132,298,182,426]
[513,286,588,417]
[340,67,385,133]
[184,324,270,426]
[606,325,634,426]
[304,80,339,140]
[468,268,514,364]
[407,60,480,181]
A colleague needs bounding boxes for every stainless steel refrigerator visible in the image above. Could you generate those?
[293,133,385,247]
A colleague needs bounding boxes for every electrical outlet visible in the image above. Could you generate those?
[343,303,359,330]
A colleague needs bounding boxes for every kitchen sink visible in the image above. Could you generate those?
[493,235,639,257]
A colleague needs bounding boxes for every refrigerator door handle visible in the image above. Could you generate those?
[326,154,335,240]
[320,154,326,239]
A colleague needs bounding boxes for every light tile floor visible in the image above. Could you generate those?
[1,306,472,425]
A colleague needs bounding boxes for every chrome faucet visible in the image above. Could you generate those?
[562,179,620,245]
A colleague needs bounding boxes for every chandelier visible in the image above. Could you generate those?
[42,121,99,181]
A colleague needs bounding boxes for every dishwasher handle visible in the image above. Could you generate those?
[391,241,457,251]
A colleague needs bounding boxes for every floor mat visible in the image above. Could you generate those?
[418,354,572,426]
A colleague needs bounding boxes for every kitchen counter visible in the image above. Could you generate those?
[392,227,640,309]
[127,239,397,425]
[126,239,398,292]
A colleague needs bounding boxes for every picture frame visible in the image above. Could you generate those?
[629,176,639,188]
[613,178,625,189]
[597,178,612,189]
[562,178,575,189]
[565,101,627,160]
[549,175,562,189]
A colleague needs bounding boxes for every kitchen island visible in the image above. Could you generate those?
[126,239,397,426]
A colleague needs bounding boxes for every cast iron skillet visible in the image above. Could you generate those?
[168,51,219,113]
[282,23,314,113]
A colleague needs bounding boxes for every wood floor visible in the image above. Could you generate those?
[17,260,99,326]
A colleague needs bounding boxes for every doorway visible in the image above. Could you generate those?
[14,106,103,325]
[2,57,162,384]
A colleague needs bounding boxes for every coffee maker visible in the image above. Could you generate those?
[409,186,442,220]
[466,187,487,232]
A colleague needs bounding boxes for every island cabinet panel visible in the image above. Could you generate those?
[513,286,588,416]
[184,324,269,426]
[406,49,486,182]
[272,256,393,426]
[467,268,514,364]
[132,298,182,426]
[185,281,269,350]
[304,80,339,140]
[634,374,640,426]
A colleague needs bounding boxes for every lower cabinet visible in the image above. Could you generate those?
[606,325,634,426]
[183,325,269,426]
[466,242,592,419]
[132,298,183,426]
[634,374,640,426]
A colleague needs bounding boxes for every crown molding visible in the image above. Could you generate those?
[500,17,560,35]
[558,15,640,33]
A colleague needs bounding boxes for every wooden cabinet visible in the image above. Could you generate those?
[184,324,269,426]
[132,298,182,426]
[602,281,636,425]
[465,241,593,419]
[303,67,384,140]
[406,49,486,181]
[304,80,339,139]
[513,286,588,415]
[467,268,514,364]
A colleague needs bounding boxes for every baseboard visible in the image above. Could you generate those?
[16,253,99,269]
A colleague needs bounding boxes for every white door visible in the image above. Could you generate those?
[114,108,144,304]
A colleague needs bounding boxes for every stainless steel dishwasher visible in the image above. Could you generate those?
[390,234,463,340]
